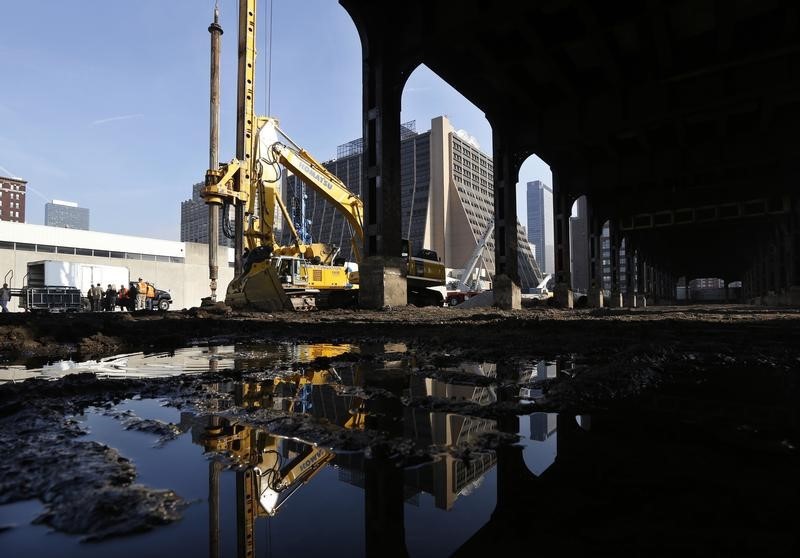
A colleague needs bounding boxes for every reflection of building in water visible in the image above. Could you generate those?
[404,409,498,511]
[530,412,558,442]
[518,360,557,384]
[408,362,497,407]
[195,352,503,522]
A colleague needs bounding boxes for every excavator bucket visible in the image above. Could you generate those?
[225,260,293,311]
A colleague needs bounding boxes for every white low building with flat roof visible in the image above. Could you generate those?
[0,221,234,311]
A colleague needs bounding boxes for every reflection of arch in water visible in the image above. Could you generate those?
[520,412,558,476]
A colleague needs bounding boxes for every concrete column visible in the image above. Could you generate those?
[636,253,647,307]
[553,175,573,308]
[357,31,407,308]
[760,242,770,302]
[624,240,637,307]
[781,222,792,297]
[774,226,787,302]
[586,205,603,308]
[651,268,658,305]
[753,245,763,300]
[607,221,622,307]
[364,455,408,557]
[490,124,521,310]
[790,199,800,305]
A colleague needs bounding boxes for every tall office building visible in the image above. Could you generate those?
[44,200,89,230]
[526,180,554,275]
[569,195,589,293]
[600,222,627,292]
[283,116,543,290]
[180,182,235,247]
[0,175,26,223]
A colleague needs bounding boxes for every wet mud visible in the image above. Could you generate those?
[0,305,798,554]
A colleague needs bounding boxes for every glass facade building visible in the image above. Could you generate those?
[180,183,234,248]
[44,200,89,230]
[526,180,553,275]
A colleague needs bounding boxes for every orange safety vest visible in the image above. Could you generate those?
[137,280,147,294]
[146,284,155,298]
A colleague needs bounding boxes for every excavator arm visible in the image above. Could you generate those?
[255,444,334,516]
[257,118,364,263]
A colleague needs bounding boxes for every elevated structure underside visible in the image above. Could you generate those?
[341,0,800,293]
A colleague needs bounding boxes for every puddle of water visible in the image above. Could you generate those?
[0,342,359,383]
[4,341,791,556]
[1,385,565,557]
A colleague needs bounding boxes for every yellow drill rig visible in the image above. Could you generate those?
[200,0,445,311]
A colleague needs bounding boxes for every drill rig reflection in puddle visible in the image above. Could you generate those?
[190,352,515,557]
[181,342,572,557]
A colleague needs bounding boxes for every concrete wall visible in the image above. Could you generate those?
[0,242,233,312]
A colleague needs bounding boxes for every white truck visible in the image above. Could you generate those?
[22,260,130,312]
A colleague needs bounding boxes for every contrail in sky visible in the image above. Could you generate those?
[0,163,52,201]
[0,164,18,178]
[90,113,144,126]
[25,185,52,203]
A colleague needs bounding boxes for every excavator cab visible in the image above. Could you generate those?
[274,256,299,285]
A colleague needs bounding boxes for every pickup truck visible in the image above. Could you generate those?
[119,281,172,311]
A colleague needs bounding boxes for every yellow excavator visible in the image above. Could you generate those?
[200,0,445,312]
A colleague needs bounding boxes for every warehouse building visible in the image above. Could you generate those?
[0,221,233,312]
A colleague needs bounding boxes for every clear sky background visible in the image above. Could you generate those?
[0,0,551,240]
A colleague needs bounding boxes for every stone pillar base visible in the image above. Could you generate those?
[554,284,573,308]
[588,287,604,308]
[639,295,647,308]
[624,294,638,308]
[493,274,521,310]
[608,291,623,308]
[358,256,407,309]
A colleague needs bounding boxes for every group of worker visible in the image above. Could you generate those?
[86,277,153,311]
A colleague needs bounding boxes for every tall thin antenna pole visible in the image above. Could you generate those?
[207,4,224,302]
[266,0,273,115]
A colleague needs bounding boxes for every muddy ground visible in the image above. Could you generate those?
[1,303,798,364]
[0,304,798,553]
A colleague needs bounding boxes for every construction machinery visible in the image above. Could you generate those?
[446,220,494,306]
[199,0,445,312]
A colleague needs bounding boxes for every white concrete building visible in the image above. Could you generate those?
[0,221,233,312]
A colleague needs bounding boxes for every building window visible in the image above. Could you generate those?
[94,250,110,258]
[16,243,35,252]
[57,246,75,255]
[76,248,93,256]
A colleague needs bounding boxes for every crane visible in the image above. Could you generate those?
[456,219,494,293]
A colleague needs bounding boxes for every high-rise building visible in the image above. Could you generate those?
[44,200,89,230]
[569,195,589,293]
[0,175,26,223]
[526,180,554,275]
[180,182,235,247]
[600,222,627,292]
[282,116,543,290]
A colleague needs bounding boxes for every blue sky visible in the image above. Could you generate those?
[1,0,551,240]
